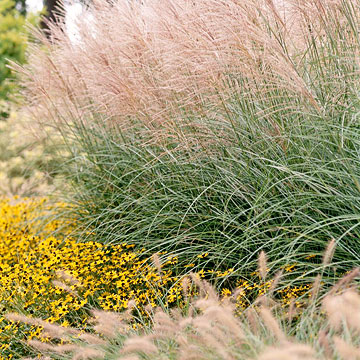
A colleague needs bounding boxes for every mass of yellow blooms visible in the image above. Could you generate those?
[0,198,186,358]
[0,198,311,359]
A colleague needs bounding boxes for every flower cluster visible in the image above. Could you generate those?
[0,198,184,359]
[0,198,313,359]
[231,278,312,311]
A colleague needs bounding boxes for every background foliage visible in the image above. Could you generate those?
[0,111,65,196]
[0,0,56,197]
[0,0,27,104]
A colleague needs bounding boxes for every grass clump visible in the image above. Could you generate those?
[15,0,360,280]
[56,121,360,280]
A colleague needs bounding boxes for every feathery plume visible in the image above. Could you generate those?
[121,337,159,355]
[258,251,268,281]
[288,298,295,324]
[269,270,283,296]
[151,253,162,277]
[91,309,125,338]
[6,313,78,338]
[181,276,190,300]
[333,336,360,359]
[318,330,332,358]
[78,333,106,345]
[259,306,286,343]
[27,340,57,352]
[52,280,77,296]
[322,238,336,266]
[246,307,260,335]
[56,270,81,286]
[117,356,140,360]
[258,343,316,360]
[310,274,322,303]
[328,268,360,296]
[72,348,105,360]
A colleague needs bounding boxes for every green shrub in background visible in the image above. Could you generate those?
[0,0,27,104]
[0,0,52,196]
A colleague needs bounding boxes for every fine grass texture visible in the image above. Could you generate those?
[16,0,360,278]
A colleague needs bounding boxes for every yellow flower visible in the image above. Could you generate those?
[0,198,187,358]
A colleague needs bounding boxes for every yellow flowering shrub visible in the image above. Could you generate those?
[0,198,314,359]
[0,198,184,359]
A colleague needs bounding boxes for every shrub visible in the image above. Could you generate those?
[0,0,27,104]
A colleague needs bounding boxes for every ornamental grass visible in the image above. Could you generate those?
[8,0,360,356]
[15,0,360,279]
